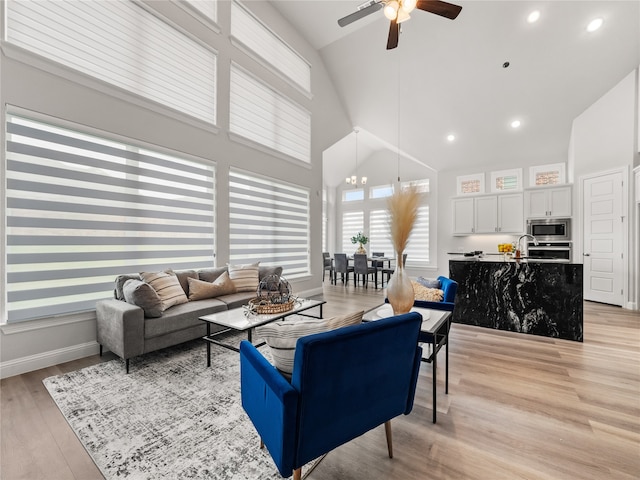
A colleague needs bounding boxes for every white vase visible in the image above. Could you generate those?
[386,252,414,315]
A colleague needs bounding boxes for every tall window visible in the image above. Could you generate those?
[5,112,216,323]
[229,64,311,163]
[230,0,310,93]
[341,211,364,253]
[404,206,430,264]
[229,169,310,279]
[6,0,217,124]
[368,210,394,256]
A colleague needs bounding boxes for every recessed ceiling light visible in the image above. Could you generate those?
[527,10,540,23]
[447,134,456,142]
[587,17,603,32]
[511,120,521,129]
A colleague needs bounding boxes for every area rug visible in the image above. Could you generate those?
[43,338,323,479]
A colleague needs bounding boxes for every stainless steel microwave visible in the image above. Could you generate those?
[527,218,571,241]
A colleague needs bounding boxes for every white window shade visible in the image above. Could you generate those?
[229,169,310,279]
[231,0,310,93]
[182,0,217,23]
[369,210,394,257]
[342,211,364,253]
[5,113,216,323]
[404,206,430,264]
[6,0,217,125]
[230,64,310,163]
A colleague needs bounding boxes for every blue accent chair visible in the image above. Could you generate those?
[413,275,458,312]
[240,312,424,480]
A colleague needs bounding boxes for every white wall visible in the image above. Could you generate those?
[0,0,351,377]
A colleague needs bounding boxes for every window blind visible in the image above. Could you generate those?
[229,64,311,163]
[5,113,216,323]
[369,210,394,257]
[182,0,217,23]
[231,0,310,93]
[6,0,217,124]
[404,206,430,264]
[229,169,309,279]
[341,211,364,253]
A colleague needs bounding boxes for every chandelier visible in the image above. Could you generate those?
[383,0,417,23]
[346,129,367,186]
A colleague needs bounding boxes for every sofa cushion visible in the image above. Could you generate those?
[115,273,142,301]
[256,310,364,378]
[140,271,188,311]
[217,291,255,310]
[122,279,163,318]
[228,262,260,292]
[144,298,228,339]
[198,266,228,283]
[171,269,198,296]
[187,271,236,301]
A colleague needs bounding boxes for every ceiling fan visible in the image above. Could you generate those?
[337,0,462,50]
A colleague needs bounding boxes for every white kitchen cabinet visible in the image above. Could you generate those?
[525,186,572,218]
[452,193,524,235]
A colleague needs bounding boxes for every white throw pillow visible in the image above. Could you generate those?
[256,310,364,378]
[140,270,188,311]
[228,262,260,292]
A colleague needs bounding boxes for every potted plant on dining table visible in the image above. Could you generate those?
[351,232,368,255]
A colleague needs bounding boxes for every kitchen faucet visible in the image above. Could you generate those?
[517,234,539,257]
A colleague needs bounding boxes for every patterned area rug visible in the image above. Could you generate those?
[43,339,322,479]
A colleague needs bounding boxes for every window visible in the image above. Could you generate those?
[5,112,216,323]
[341,211,364,253]
[404,206,430,264]
[529,163,566,186]
[343,189,364,202]
[369,185,394,199]
[402,179,430,194]
[456,173,485,195]
[229,169,310,279]
[6,0,217,124]
[181,0,217,24]
[369,210,394,256]
[230,0,311,93]
[229,64,311,163]
[490,168,522,192]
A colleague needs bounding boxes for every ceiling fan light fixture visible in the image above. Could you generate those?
[402,0,417,14]
[384,1,399,20]
[396,8,411,23]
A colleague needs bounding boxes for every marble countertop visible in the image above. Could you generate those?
[448,255,579,265]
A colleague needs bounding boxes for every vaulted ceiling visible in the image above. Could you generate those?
[270,0,640,186]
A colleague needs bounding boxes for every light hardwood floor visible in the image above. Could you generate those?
[1,283,638,479]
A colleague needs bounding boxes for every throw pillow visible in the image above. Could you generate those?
[412,281,444,302]
[187,271,236,301]
[198,266,228,283]
[258,265,283,281]
[168,269,198,296]
[140,270,188,311]
[122,279,163,317]
[256,310,364,379]
[228,262,260,292]
[114,273,142,301]
[416,276,441,289]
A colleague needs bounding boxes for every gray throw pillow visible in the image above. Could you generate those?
[417,276,441,289]
[168,269,198,296]
[122,279,163,318]
[198,266,228,283]
[259,265,283,280]
[114,274,142,301]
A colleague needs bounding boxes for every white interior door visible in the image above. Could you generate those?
[582,171,624,306]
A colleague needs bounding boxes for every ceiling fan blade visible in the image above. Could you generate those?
[338,2,383,27]
[386,19,399,50]
[416,0,462,20]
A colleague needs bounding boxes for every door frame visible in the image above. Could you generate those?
[578,166,631,308]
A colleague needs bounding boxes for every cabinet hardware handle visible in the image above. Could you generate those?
[583,253,591,256]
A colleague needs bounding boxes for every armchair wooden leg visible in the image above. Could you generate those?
[260,439,264,449]
[384,420,393,459]
[293,467,302,480]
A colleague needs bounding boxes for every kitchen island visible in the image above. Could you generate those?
[449,258,583,342]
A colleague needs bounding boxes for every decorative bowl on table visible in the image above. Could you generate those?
[248,275,295,314]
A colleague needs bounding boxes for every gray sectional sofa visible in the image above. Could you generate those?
[96,265,282,372]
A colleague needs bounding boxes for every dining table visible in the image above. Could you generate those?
[344,255,395,288]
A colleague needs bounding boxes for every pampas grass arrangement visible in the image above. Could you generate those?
[387,185,420,256]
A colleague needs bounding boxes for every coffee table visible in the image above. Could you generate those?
[363,303,451,423]
[200,298,326,367]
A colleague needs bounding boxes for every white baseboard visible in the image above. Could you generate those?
[625,301,638,311]
[0,341,99,379]
[297,287,323,298]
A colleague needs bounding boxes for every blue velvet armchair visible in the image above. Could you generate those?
[240,312,423,480]
[413,275,458,311]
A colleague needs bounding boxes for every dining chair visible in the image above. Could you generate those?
[333,253,353,285]
[371,252,385,287]
[322,252,333,282]
[353,253,376,288]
